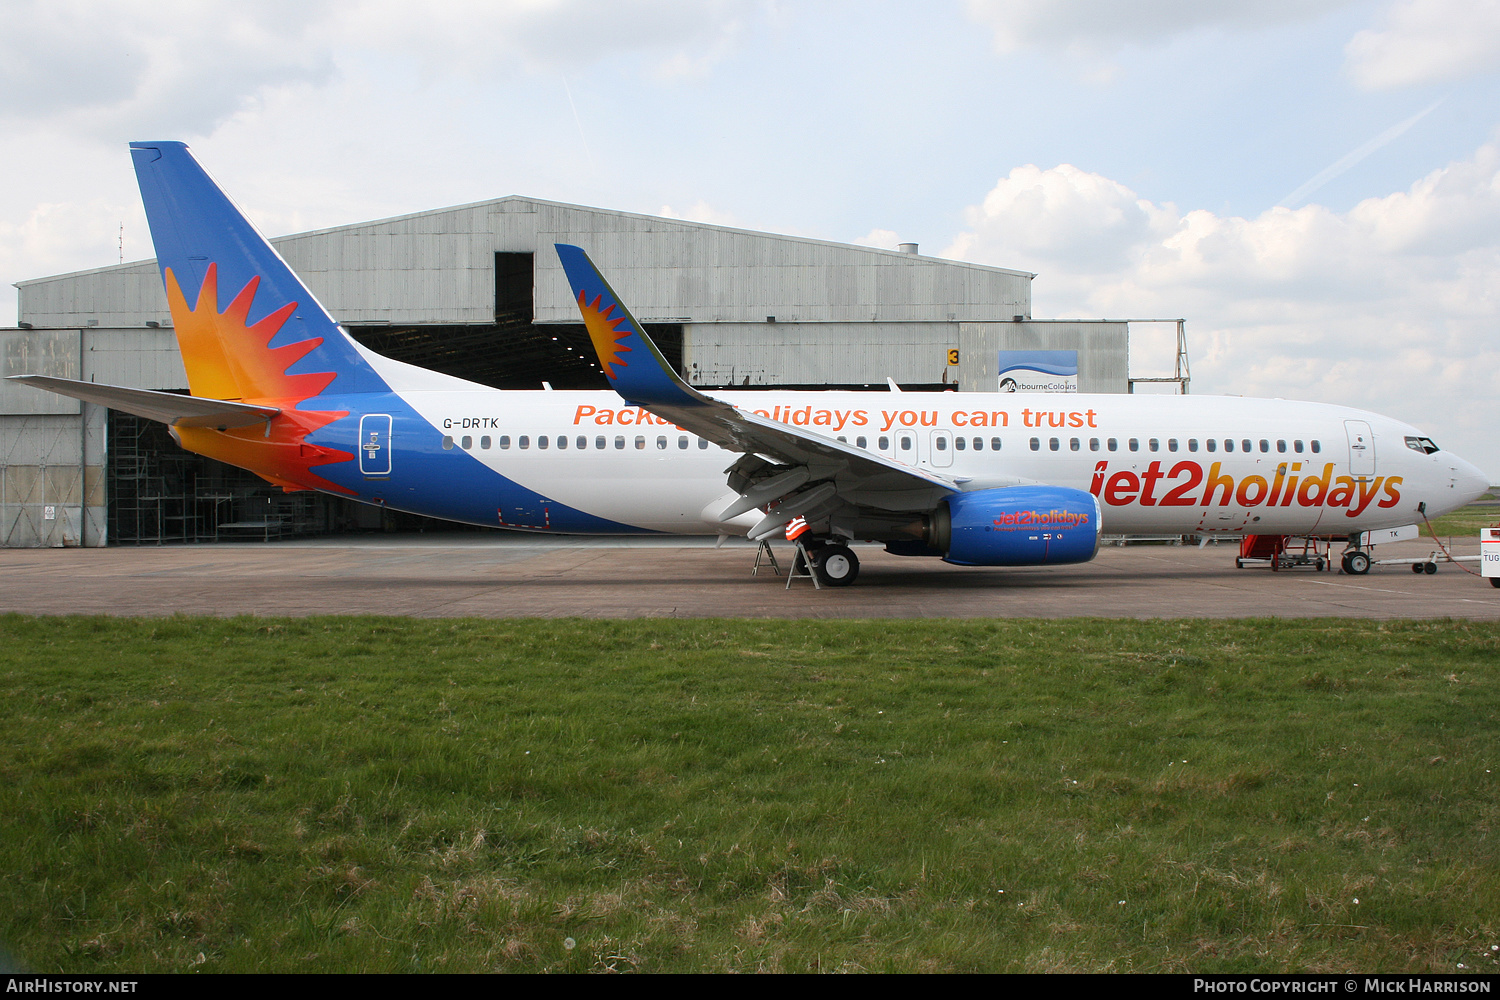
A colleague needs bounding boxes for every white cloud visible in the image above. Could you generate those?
[1344,0,1500,89]
[332,0,761,80]
[963,0,1353,54]
[0,0,336,137]
[946,164,1177,272]
[944,145,1500,474]
[0,0,763,138]
[658,200,740,226]
[856,229,901,250]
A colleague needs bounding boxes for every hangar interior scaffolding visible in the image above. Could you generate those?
[106,412,349,544]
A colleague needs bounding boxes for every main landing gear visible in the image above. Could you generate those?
[810,542,860,587]
[787,540,861,588]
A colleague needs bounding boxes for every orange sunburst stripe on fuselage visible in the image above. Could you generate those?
[164,264,354,494]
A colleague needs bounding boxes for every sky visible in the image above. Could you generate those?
[3,0,1499,476]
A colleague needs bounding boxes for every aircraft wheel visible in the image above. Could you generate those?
[1424,562,1438,575]
[1490,577,1500,589]
[1235,558,1244,569]
[812,544,859,587]
[1412,563,1425,574]
[1346,551,1371,575]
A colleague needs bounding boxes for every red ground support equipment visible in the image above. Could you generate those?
[1236,534,1331,572]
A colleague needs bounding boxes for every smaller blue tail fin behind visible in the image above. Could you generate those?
[555,243,711,411]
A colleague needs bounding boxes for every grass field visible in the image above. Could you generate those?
[2,615,1498,973]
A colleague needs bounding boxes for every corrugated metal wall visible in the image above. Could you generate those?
[957,321,1130,394]
[17,197,1033,332]
[684,322,962,386]
[0,328,178,547]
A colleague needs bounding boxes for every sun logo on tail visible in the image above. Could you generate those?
[577,290,633,381]
[164,264,354,494]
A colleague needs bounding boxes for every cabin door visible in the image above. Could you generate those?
[1344,420,1375,478]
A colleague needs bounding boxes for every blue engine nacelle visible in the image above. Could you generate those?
[927,485,1102,566]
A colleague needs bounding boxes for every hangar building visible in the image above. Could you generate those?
[1,196,1166,547]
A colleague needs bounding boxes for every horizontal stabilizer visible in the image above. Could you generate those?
[7,375,279,428]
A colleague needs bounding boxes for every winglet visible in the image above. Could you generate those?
[555,244,711,410]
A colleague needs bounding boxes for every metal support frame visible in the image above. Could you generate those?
[752,539,782,576]
[786,539,820,590]
[1127,318,1191,395]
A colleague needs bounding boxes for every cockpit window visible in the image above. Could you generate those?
[1405,435,1440,455]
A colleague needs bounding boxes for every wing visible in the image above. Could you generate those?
[7,375,279,429]
[554,244,957,538]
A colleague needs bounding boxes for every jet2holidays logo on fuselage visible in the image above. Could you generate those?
[465,404,1403,518]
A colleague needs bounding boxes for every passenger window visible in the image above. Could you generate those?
[499,435,512,449]
[656,436,667,449]
[442,435,454,450]
[1167,439,1178,452]
[1242,439,1252,452]
[990,437,1001,451]
[1148,438,1159,452]
[538,436,549,450]
[1089,438,1100,451]
[1030,437,1040,451]
[556,435,567,450]
[1187,439,1198,452]
[954,437,966,450]
[678,436,688,449]
[635,436,646,450]
[698,438,710,449]
[518,436,528,450]
[1206,439,1216,452]
[461,435,472,449]
[480,435,491,449]
[936,437,948,451]
[1276,440,1286,453]
[1293,440,1303,453]
[856,436,867,448]
[1069,438,1080,451]
[1224,439,1234,452]
[1049,437,1060,451]
[1311,440,1321,453]
[1259,440,1269,453]
[1129,438,1139,452]
[614,436,625,449]
[595,436,605,449]
[879,436,890,450]
[899,434,912,452]
[1107,438,1117,451]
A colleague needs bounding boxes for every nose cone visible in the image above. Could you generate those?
[1449,454,1491,507]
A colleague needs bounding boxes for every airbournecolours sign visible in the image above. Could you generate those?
[998,351,1078,393]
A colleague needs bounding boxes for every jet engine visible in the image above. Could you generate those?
[923,485,1102,566]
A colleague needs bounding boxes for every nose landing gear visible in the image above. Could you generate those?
[1341,550,1371,575]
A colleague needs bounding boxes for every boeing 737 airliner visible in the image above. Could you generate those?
[12,143,1490,586]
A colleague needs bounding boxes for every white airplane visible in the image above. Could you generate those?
[11,142,1490,586]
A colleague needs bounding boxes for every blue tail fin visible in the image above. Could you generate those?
[130,141,386,400]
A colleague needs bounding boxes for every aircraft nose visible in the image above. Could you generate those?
[1451,454,1491,506]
